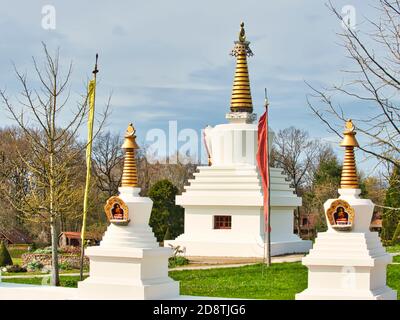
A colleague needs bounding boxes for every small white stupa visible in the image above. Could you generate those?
[165,23,312,258]
[78,124,179,299]
[296,120,396,300]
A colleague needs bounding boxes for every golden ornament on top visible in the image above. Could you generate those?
[230,21,253,113]
[104,196,130,225]
[326,199,355,231]
[345,119,355,132]
[239,21,246,42]
[126,123,135,136]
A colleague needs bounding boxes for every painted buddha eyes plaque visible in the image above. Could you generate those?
[326,199,355,231]
[104,196,130,225]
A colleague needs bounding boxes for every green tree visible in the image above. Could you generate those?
[314,157,341,186]
[148,179,184,242]
[0,242,13,267]
[382,167,400,243]
[164,227,171,241]
[302,152,342,236]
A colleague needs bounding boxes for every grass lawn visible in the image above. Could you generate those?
[170,262,308,300]
[171,263,400,300]
[11,258,22,265]
[2,262,399,300]
[386,244,400,253]
[7,246,26,266]
[8,247,28,258]
[388,264,400,298]
[2,268,88,276]
[2,276,88,287]
[393,255,400,263]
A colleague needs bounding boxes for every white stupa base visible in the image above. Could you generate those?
[165,238,311,258]
[0,283,78,300]
[0,283,236,300]
[77,246,179,300]
[166,165,311,258]
[76,186,180,300]
[297,287,397,300]
[296,226,397,300]
[297,189,397,300]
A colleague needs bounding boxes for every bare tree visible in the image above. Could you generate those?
[0,128,30,232]
[272,127,319,233]
[92,131,124,198]
[136,152,197,196]
[0,44,109,285]
[307,1,400,170]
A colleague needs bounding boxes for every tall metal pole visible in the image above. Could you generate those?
[79,54,99,281]
[265,88,271,266]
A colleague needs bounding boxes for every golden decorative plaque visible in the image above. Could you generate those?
[104,196,130,225]
[326,199,355,231]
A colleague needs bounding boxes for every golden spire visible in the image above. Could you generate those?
[121,123,139,187]
[230,22,253,113]
[340,120,359,189]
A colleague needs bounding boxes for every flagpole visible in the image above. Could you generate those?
[265,88,271,266]
[79,54,99,281]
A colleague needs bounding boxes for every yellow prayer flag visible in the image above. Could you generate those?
[81,79,96,244]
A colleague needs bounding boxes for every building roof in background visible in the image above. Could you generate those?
[0,228,32,244]
[59,231,101,241]
[370,219,382,228]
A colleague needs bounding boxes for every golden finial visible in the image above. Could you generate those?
[340,119,359,189]
[230,22,253,113]
[239,21,246,42]
[121,123,139,187]
[264,88,269,109]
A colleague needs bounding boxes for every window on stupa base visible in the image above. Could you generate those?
[214,215,232,229]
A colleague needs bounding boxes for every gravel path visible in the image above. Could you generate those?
[170,254,305,271]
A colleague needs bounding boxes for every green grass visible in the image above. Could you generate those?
[2,276,87,287]
[2,268,88,276]
[11,258,22,265]
[7,247,28,258]
[2,262,399,300]
[392,255,400,263]
[386,244,400,253]
[7,246,28,266]
[388,264,400,298]
[169,262,308,300]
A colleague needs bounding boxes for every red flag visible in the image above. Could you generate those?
[256,110,271,233]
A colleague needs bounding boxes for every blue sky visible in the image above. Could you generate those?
[0,0,380,173]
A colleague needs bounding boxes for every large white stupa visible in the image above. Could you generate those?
[165,23,312,258]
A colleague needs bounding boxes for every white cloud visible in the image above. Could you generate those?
[0,0,382,170]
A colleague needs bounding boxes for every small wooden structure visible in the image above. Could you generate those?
[58,232,101,247]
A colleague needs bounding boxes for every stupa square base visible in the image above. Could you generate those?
[0,282,237,300]
[77,278,179,300]
[77,246,179,299]
[165,238,312,258]
[296,287,397,300]
[296,231,397,300]
[0,282,77,300]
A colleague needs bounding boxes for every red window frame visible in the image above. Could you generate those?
[213,215,232,229]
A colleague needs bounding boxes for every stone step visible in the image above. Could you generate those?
[197,167,289,179]
[188,176,290,185]
[186,184,262,190]
[183,185,296,196]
